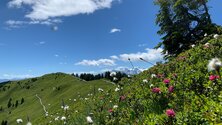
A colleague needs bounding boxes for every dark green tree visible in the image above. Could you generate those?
[21,98,24,104]
[155,0,220,58]
[1,120,7,125]
[7,98,12,108]
[0,106,3,112]
[15,100,19,108]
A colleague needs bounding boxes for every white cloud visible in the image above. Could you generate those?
[39,41,46,45]
[76,59,116,66]
[110,55,119,60]
[5,19,62,28]
[138,44,147,47]
[59,62,67,65]
[119,48,163,62]
[75,48,163,67]
[8,0,118,20]
[2,74,34,79]
[54,54,59,57]
[110,28,121,33]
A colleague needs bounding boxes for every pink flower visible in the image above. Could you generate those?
[108,109,113,113]
[120,96,126,101]
[152,87,161,93]
[168,86,174,93]
[166,109,176,117]
[157,74,164,78]
[209,75,216,81]
[163,79,170,84]
[216,75,220,79]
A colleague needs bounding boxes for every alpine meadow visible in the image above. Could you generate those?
[1,0,222,125]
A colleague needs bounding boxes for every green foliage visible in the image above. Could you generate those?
[54,36,222,124]
[1,36,222,124]
[155,0,220,58]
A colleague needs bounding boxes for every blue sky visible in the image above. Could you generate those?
[0,0,222,79]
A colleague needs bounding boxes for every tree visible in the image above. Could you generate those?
[7,98,12,108]
[1,120,8,125]
[155,0,220,58]
[15,100,19,108]
[21,98,24,104]
[0,106,3,112]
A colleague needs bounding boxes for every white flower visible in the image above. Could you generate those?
[204,33,207,37]
[110,72,116,77]
[113,77,118,81]
[64,105,69,110]
[150,84,154,88]
[61,116,66,121]
[203,42,210,48]
[151,74,156,78]
[113,105,118,109]
[85,98,88,100]
[45,113,49,117]
[55,117,59,121]
[26,122,32,125]
[204,43,210,46]
[16,119,23,123]
[214,34,219,39]
[98,88,104,92]
[208,58,222,71]
[73,99,77,101]
[142,79,148,83]
[191,44,195,48]
[86,116,93,124]
[115,87,120,92]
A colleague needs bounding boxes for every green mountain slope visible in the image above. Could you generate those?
[61,35,222,124]
[0,73,113,124]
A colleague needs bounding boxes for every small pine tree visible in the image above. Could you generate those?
[15,100,19,108]
[21,98,24,104]
[7,98,12,108]
[0,106,3,112]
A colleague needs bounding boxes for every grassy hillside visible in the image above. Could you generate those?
[0,73,114,124]
[1,35,222,125]
[54,35,222,124]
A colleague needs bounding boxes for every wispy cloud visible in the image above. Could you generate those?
[8,0,119,20]
[119,48,163,62]
[110,28,121,33]
[5,19,62,28]
[76,48,163,67]
[39,41,46,45]
[110,55,119,60]
[2,74,34,79]
[59,62,67,65]
[138,44,147,47]
[76,59,116,66]
[54,54,59,57]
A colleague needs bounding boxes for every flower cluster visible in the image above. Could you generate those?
[166,109,176,118]
[209,75,220,81]
[152,87,161,93]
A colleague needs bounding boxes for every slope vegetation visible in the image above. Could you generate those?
[0,73,113,124]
